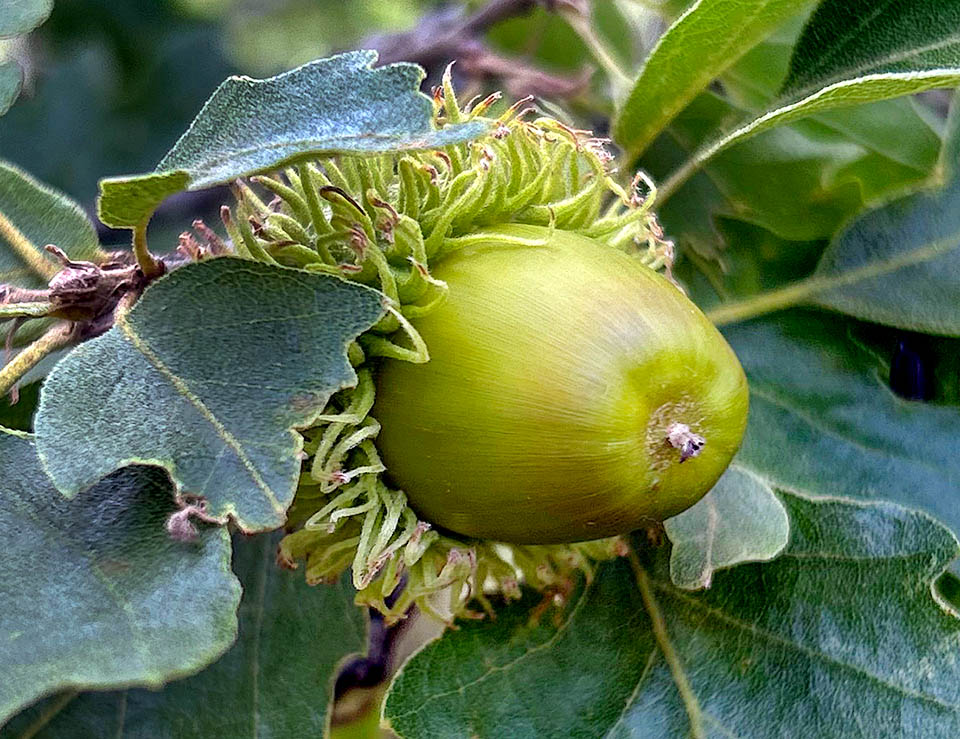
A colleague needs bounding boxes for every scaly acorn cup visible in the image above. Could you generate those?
[221,74,748,622]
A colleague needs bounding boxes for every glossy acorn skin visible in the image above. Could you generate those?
[373,224,749,544]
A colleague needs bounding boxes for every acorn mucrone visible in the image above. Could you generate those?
[215,71,748,622]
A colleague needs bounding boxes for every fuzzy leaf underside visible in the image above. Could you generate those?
[664,464,789,590]
[97,50,489,228]
[0,160,102,288]
[1,535,367,738]
[385,492,960,738]
[614,0,816,158]
[33,258,386,532]
[783,0,960,95]
[728,311,960,538]
[0,430,239,726]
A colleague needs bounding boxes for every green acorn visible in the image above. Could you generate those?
[223,73,747,621]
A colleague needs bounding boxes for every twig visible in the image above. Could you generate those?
[0,322,74,399]
[362,0,591,99]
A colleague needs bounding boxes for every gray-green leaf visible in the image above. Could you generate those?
[385,492,960,738]
[783,0,960,96]
[2,534,367,738]
[33,257,385,532]
[614,0,815,158]
[664,463,788,589]
[0,429,239,726]
[0,61,22,117]
[812,169,960,336]
[0,160,102,287]
[98,50,489,228]
[728,310,960,536]
[0,0,52,38]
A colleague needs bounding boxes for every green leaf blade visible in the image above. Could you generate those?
[664,464,789,590]
[812,176,960,335]
[2,534,368,738]
[98,51,489,228]
[614,0,814,158]
[33,258,386,532]
[0,62,22,117]
[728,311,960,536]
[385,493,960,738]
[0,430,239,725]
[783,0,960,95]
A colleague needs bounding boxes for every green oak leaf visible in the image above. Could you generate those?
[98,50,489,229]
[614,0,816,158]
[0,160,102,288]
[33,257,386,532]
[727,310,960,537]
[783,0,960,95]
[1,534,367,738]
[385,492,960,738]
[663,463,788,589]
[0,430,239,726]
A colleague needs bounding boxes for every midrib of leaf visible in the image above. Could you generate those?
[655,582,960,712]
[0,208,56,281]
[113,311,285,515]
[387,579,596,723]
[706,225,960,326]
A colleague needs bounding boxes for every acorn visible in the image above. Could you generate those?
[230,77,749,619]
[373,224,748,543]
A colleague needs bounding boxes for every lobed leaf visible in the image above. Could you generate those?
[614,0,815,158]
[1,534,367,738]
[385,493,960,738]
[33,257,385,532]
[98,50,489,228]
[0,430,239,726]
[664,464,788,590]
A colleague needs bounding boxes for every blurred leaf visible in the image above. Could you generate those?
[0,430,239,726]
[615,0,814,158]
[385,493,960,738]
[728,310,960,536]
[0,0,52,37]
[2,534,367,738]
[0,61,21,116]
[0,160,101,288]
[98,50,489,228]
[34,258,385,532]
[784,0,960,95]
[664,464,788,589]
